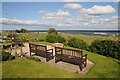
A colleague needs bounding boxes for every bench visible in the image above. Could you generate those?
[55,47,87,71]
[29,43,53,62]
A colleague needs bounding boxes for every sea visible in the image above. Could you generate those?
[2,30,120,36]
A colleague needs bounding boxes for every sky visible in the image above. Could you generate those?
[1,1,119,30]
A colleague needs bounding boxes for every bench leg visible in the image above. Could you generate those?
[79,64,83,71]
[55,57,60,63]
[84,60,87,67]
[46,58,48,62]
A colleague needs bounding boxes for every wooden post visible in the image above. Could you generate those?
[14,44,17,57]
[29,43,31,56]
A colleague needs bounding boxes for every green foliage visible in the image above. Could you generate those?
[26,56,41,62]
[3,44,11,49]
[46,34,65,43]
[46,28,65,43]
[17,33,47,42]
[48,28,58,35]
[15,28,28,33]
[20,28,28,33]
[90,40,120,59]
[7,33,18,38]
[15,29,21,33]
[2,51,15,61]
[67,37,89,50]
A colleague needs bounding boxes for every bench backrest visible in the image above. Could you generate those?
[29,43,47,53]
[55,47,83,58]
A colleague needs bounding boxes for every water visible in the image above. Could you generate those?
[29,30,119,36]
[3,30,120,36]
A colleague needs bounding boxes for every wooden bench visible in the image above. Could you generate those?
[29,43,53,62]
[55,47,87,71]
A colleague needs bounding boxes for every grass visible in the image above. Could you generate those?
[61,33,119,45]
[64,46,119,78]
[2,32,119,45]
[2,32,119,78]
[2,58,81,78]
[30,41,52,45]
[2,49,119,78]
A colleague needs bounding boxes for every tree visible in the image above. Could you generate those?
[20,28,28,33]
[48,28,58,35]
[15,29,20,33]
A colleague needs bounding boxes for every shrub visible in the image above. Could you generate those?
[2,51,15,61]
[90,40,120,59]
[26,56,41,62]
[46,34,65,43]
[3,45,11,49]
[15,28,28,33]
[67,37,89,50]
[48,28,58,35]
[7,33,18,38]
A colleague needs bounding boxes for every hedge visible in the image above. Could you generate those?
[67,37,89,50]
[89,40,120,59]
[46,34,65,43]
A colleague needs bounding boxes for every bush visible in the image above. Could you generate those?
[46,34,65,43]
[3,45,11,49]
[26,56,41,62]
[7,33,18,38]
[15,28,28,33]
[2,51,15,61]
[90,40,120,59]
[67,37,89,50]
[48,28,58,35]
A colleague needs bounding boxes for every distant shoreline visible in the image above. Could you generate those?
[2,30,119,36]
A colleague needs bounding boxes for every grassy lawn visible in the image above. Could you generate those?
[2,58,81,78]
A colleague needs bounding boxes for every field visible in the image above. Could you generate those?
[2,32,119,78]
[2,32,119,45]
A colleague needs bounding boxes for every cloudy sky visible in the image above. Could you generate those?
[1,1,119,30]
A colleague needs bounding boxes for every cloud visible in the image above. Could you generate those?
[57,10,71,16]
[76,14,118,27]
[64,0,76,2]
[64,3,82,9]
[80,5,116,15]
[0,18,45,26]
[38,10,46,14]
[116,0,120,2]
[40,10,71,19]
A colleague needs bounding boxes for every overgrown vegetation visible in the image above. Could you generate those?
[3,44,11,49]
[46,28,65,43]
[2,51,15,61]
[47,28,58,35]
[90,40,120,59]
[46,34,65,43]
[67,37,89,50]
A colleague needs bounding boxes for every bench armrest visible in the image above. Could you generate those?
[47,49,53,51]
[82,54,87,58]
[47,49,53,55]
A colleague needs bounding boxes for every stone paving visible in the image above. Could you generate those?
[11,43,95,75]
